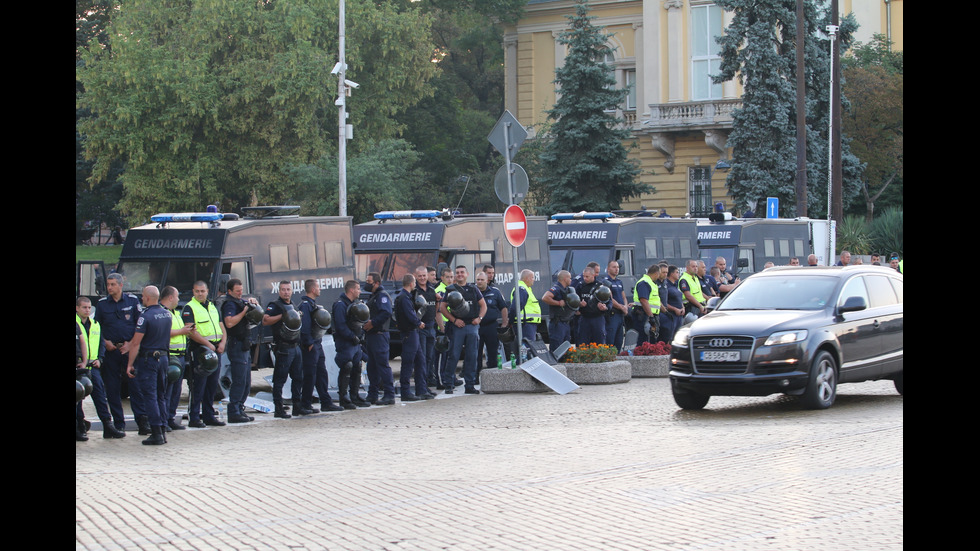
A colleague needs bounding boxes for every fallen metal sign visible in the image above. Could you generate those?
[519,357,579,395]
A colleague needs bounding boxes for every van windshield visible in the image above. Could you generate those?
[118,260,216,296]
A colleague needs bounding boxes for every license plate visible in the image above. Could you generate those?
[700,350,740,362]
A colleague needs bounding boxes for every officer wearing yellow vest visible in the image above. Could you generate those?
[76,296,126,440]
[182,280,227,428]
[510,269,542,344]
[631,265,662,346]
[162,285,195,431]
[679,259,706,324]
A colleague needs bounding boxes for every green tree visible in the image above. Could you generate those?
[77,0,436,223]
[536,0,646,215]
[714,0,862,217]
[842,34,903,221]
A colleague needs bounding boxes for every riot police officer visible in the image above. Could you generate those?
[125,286,172,445]
[332,280,371,408]
[183,281,228,428]
[631,264,662,346]
[575,266,611,346]
[476,272,507,370]
[414,266,438,393]
[395,274,428,401]
[76,296,126,439]
[263,281,305,418]
[542,270,575,354]
[442,266,487,394]
[602,260,628,350]
[161,286,194,431]
[362,272,396,405]
[299,279,345,414]
[222,279,260,423]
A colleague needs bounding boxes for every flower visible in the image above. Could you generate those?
[620,342,671,356]
[563,343,618,363]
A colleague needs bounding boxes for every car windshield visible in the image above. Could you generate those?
[717,275,837,311]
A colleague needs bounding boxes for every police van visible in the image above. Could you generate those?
[353,209,553,352]
[547,211,700,293]
[696,214,836,276]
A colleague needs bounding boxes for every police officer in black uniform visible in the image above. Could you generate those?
[395,274,429,401]
[476,271,507,370]
[332,280,371,408]
[263,281,305,418]
[299,279,345,414]
[221,278,259,423]
[542,270,575,353]
[575,266,611,345]
[413,266,438,393]
[94,272,144,434]
[125,286,172,445]
[362,272,396,405]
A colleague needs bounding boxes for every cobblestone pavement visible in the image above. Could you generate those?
[76,378,903,550]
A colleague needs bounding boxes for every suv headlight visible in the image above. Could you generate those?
[672,326,691,347]
[764,330,808,346]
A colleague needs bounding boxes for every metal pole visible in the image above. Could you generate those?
[338,0,347,217]
[826,24,838,265]
[795,0,807,217]
[503,122,523,364]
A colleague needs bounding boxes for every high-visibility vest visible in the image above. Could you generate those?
[511,280,542,323]
[680,272,704,305]
[435,282,449,323]
[169,308,187,355]
[187,299,222,343]
[632,274,661,315]
[75,315,101,362]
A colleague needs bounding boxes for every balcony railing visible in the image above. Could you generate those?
[642,99,741,131]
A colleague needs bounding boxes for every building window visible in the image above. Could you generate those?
[689,167,712,217]
[691,3,724,100]
[601,49,636,112]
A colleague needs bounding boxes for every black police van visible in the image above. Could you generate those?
[696,215,836,276]
[353,209,553,355]
[547,211,700,294]
[77,206,356,351]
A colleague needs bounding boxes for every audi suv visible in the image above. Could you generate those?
[668,266,903,409]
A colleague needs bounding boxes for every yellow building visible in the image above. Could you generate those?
[504,0,902,217]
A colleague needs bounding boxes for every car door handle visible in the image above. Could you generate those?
[873,320,880,328]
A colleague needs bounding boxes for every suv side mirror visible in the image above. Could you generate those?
[838,295,867,314]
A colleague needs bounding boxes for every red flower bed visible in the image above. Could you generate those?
[620,342,671,356]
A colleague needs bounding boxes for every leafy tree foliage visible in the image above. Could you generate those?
[714,0,862,217]
[536,0,646,215]
[842,34,903,220]
[77,0,436,223]
[286,139,424,224]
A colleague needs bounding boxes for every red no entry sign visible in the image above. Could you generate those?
[503,204,527,247]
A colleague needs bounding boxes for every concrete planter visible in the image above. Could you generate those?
[480,365,571,393]
[622,355,670,378]
[561,360,631,385]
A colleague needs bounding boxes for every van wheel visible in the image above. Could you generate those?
[802,351,837,409]
[672,389,710,410]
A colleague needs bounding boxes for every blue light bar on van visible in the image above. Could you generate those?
[151,212,224,223]
[374,210,442,220]
[550,212,615,221]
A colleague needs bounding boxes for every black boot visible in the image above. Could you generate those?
[348,363,371,407]
[274,403,291,419]
[102,417,126,439]
[142,425,165,446]
[136,415,151,435]
[76,422,88,442]
[338,364,356,409]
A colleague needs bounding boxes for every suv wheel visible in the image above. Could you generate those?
[672,388,710,410]
[802,351,837,409]
[893,372,903,395]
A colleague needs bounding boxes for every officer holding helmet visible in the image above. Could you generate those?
[299,279,345,414]
[183,280,228,428]
[221,278,260,423]
[126,286,172,445]
[362,272,396,406]
[332,280,371,408]
[263,281,305,418]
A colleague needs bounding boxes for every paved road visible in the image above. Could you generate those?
[76,378,903,550]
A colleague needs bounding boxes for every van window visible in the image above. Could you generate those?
[679,238,693,259]
[523,239,540,261]
[764,238,775,257]
[778,239,790,257]
[390,252,438,283]
[270,245,289,271]
[615,249,633,276]
[323,241,346,267]
[298,242,317,270]
[356,253,388,281]
[645,238,658,259]
[221,261,252,294]
[662,239,675,260]
[794,239,806,257]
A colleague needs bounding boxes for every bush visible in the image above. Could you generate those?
[562,343,618,363]
[869,209,903,257]
[836,215,872,255]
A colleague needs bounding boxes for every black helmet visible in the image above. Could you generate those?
[76,380,86,403]
[167,358,183,384]
[282,307,302,331]
[414,294,428,311]
[435,334,450,352]
[594,285,612,303]
[78,375,93,398]
[313,307,332,330]
[196,349,220,376]
[245,304,264,325]
[451,301,470,318]
[446,291,464,309]
[349,302,370,322]
[565,291,582,309]
[497,325,515,343]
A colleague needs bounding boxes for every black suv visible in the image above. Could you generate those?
[669,266,903,409]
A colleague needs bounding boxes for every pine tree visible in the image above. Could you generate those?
[537,0,646,215]
[713,0,862,217]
